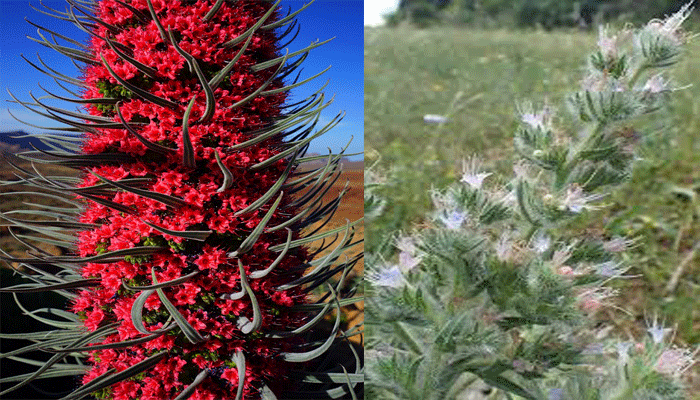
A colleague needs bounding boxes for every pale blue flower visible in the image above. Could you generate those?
[548,388,564,400]
[460,157,492,189]
[423,114,450,124]
[438,210,467,230]
[367,265,405,288]
[531,233,551,254]
[398,251,422,273]
[562,185,605,213]
[594,261,624,277]
[646,315,672,344]
[603,236,636,252]
[617,341,633,364]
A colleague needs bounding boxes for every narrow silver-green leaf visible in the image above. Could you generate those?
[114,0,150,22]
[122,270,200,291]
[0,278,99,293]
[211,33,254,90]
[89,170,187,208]
[202,0,225,21]
[182,97,197,168]
[249,228,292,279]
[250,110,343,171]
[0,368,87,384]
[145,0,169,43]
[173,368,209,400]
[230,192,283,256]
[214,151,233,193]
[228,50,288,111]
[261,65,330,96]
[0,323,116,397]
[269,218,363,251]
[61,352,169,400]
[152,269,206,343]
[266,299,330,338]
[234,152,295,216]
[115,103,175,154]
[99,53,179,110]
[50,245,167,264]
[237,260,261,334]
[49,331,164,353]
[260,0,315,30]
[282,294,341,362]
[131,290,159,335]
[251,38,332,72]
[105,36,160,80]
[167,29,215,123]
[142,220,212,241]
[220,0,282,47]
[232,350,246,400]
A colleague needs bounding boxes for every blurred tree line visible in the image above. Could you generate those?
[389,0,696,29]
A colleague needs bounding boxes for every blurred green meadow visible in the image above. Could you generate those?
[365,24,700,389]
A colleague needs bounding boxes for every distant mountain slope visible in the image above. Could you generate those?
[0,130,64,152]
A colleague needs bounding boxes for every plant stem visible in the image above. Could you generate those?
[555,121,605,191]
[393,321,424,355]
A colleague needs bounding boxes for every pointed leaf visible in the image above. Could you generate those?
[232,350,246,400]
[99,53,179,110]
[250,228,292,279]
[211,33,254,90]
[167,29,215,123]
[0,323,116,397]
[230,192,283,256]
[61,352,169,400]
[89,170,187,208]
[105,36,160,80]
[122,270,200,291]
[202,0,225,21]
[173,368,209,400]
[228,50,288,110]
[282,291,340,362]
[261,0,316,30]
[145,0,169,43]
[251,38,332,72]
[181,97,197,168]
[261,65,330,96]
[48,331,164,353]
[115,102,175,154]
[220,0,282,46]
[131,290,173,336]
[237,260,261,334]
[214,151,233,193]
[114,0,150,22]
[234,152,295,216]
[152,269,206,343]
[269,218,363,251]
[141,220,212,241]
[0,279,99,293]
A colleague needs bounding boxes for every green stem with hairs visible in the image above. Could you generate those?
[393,321,424,355]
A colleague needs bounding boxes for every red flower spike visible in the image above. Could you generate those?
[0,0,362,399]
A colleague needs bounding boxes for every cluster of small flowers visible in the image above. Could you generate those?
[366,4,697,399]
[67,1,310,398]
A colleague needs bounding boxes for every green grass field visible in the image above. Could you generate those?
[365,25,700,392]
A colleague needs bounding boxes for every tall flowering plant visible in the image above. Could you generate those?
[0,0,362,399]
[366,4,696,400]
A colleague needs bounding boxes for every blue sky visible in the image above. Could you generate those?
[0,0,363,160]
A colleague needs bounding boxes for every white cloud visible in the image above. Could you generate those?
[365,0,400,26]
